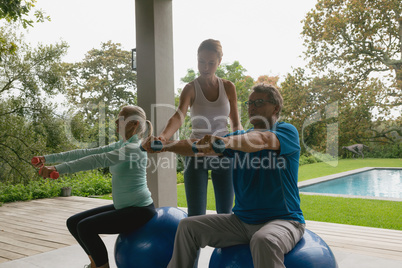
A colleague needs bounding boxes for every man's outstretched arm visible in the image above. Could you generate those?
[196,131,280,154]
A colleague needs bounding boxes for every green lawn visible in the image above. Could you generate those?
[177,158,402,230]
[300,194,402,230]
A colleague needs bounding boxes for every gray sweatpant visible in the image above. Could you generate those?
[167,214,305,268]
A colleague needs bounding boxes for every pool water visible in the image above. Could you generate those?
[299,169,402,199]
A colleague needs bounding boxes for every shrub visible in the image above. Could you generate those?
[363,143,402,158]
[0,170,112,205]
[177,172,184,184]
[300,154,320,166]
[57,170,112,197]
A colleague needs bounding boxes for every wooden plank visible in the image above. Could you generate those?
[1,212,69,227]
[306,220,402,235]
[326,241,402,261]
[312,231,402,248]
[0,221,72,240]
[1,202,81,215]
[0,197,114,263]
[309,227,402,242]
[3,197,111,211]
[1,209,71,222]
[1,206,74,222]
[316,233,402,252]
[0,256,10,264]
[0,241,41,256]
[305,221,402,253]
[0,225,74,245]
[30,198,110,210]
[308,228,402,242]
[305,220,402,261]
[0,248,26,261]
[1,216,69,234]
[0,235,54,252]
[0,230,72,249]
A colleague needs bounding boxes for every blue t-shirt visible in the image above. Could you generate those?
[223,122,305,224]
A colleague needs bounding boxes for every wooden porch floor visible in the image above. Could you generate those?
[0,196,401,264]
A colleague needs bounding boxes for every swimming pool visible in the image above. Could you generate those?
[299,168,402,199]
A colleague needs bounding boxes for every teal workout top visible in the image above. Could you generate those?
[44,135,153,209]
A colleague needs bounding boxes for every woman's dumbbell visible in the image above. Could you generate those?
[140,140,164,152]
[31,157,59,179]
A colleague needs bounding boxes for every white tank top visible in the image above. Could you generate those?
[190,77,230,139]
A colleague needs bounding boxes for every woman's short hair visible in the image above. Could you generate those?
[252,83,283,117]
[198,39,223,59]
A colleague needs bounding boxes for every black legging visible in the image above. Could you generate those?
[66,203,156,267]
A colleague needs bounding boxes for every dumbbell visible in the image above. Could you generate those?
[31,157,42,166]
[191,139,226,154]
[140,139,226,153]
[31,157,59,179]
[140,140,164,152]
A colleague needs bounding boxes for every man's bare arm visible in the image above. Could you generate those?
[196,131,280,154]
[225,131,280,152]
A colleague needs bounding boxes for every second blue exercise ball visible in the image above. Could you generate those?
[209,229,338,268]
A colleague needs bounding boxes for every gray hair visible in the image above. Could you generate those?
[252,83,283,117]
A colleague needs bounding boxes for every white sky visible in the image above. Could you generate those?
[23,0,318,90]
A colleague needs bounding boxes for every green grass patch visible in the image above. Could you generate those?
[177,181,217,209]
[300,194,402,230]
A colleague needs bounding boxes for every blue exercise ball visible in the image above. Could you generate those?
[114,207,187,268]
[209,229,338,268]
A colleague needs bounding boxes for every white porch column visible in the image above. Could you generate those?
[135,0,177,207]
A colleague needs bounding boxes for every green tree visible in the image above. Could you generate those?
[216,61,255,127]
[0,26,70,183]
[64,41,137,147]
[300,0,402,158]
[280,68,400,157]
[302,0,402,101]
[0,1,49,59]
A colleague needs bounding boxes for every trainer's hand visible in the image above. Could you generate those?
[141,136,166,153]
[156,136,167,142]
[39,166,58,179]
[195,135,227,154]
[31,156,45,168]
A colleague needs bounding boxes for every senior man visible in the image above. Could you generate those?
[143,83,305,268]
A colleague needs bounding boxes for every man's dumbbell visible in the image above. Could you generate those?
[192,139,226,154]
